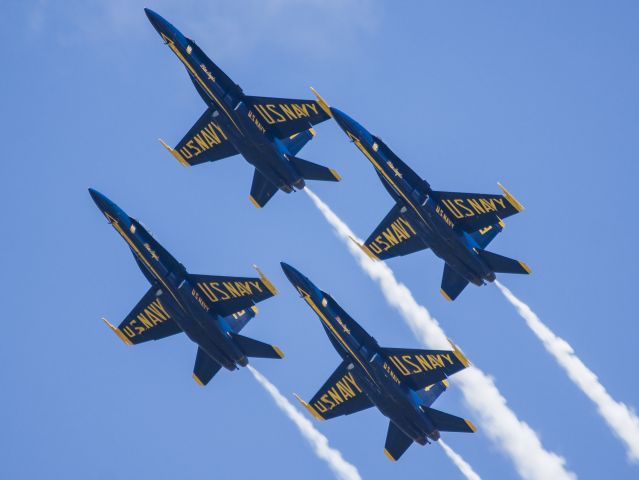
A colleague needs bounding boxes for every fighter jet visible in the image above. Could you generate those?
[90,188,283,385]
[311,90,530,300]
[281,262,475,461]
[145,9,340,208]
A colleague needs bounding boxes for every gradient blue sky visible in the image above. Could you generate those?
[2,1,638,478]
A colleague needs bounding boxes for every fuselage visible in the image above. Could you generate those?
[90,188,247,370]
[330,108,495,286]
[281,263,440,444]
[145,9,305,193]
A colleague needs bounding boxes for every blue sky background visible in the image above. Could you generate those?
[2,1,638,478]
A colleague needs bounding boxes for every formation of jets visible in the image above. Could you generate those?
[93,9,531,463]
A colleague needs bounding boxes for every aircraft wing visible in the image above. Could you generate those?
[363,203,428,260]
[161,107,237,166]
[433,183,524,232]
[188,268,277,317]
[296,360,373,421]
[381,345,470,390]
[107,287,182,345]
[245,96,330,139]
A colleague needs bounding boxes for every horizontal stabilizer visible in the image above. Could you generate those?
[422,407,477,433]
[160,107,237,167]
[476,249,531,275]
[384,421,413,462]
[286,155,341,182]
[193,347,223,386]
[440,264,470,301]
[282,128,315,156]
[231,333,284,359]
[249,169,279,208]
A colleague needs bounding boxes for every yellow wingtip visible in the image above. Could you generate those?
[447,338,471,367]
[465,419,478,433]
[248,195,262,209]
[253,265,278,295]
[440,289,453,302]
[383,448,397,462]
[272,345,285,359]
[329,168,342,181]
[348,236,379,261]
[251,305,259,314]
[293,393,324,421]
[309,127,316,137]
[497,216,506,228]
[102,317,132,345]
[519,261,532,274]
[442,379,450,388]
[497,182,524,212]
[310,87,332,117]
[192,373,205,386]
[159,138,190,167]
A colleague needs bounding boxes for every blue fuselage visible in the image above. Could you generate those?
[146,9,304,193]
[283,264,440,444]
[331,109,495,286]
[90,189,247,370]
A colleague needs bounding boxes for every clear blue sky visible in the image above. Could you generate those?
[2,1,638,478]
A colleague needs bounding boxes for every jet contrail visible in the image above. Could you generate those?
[247,365,362,480]
[305,188,576,480]
[439,439,482,480]
[495,281,639,462]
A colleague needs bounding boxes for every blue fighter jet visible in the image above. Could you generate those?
[145,9,341,208]
[281,263,475,461]
[311,90,531,300]
[90,188,283,385]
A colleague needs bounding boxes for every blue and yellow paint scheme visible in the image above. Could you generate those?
[145,9,341,208]
[90,188,283,386]
[281,263,475,461]
[311,90,530,300]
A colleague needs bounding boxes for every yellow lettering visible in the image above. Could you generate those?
[279,103,297,120]
[211,282,231,301]
[468,198,486,214]
[390,356,411,376]
[427,354,445,368]
[266,104,286,123]
[415,354,433,371]
[327,387,343,405]
[402,355,422,374]
[455,199,475,217]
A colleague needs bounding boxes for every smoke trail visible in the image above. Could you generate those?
[439,440,482,480]
[304,188,576,480]
[495,281,639,462]
[247,366,362,480]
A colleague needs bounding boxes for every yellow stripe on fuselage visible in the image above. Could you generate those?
[349,134,428,226]
[303,296,375,382]
[162,34,243,135]
[109,217,185,311]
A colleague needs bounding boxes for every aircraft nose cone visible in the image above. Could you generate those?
[331,108,363,137]
[280,262,307,287]
[144,8,169,34]
[88,188,108,210]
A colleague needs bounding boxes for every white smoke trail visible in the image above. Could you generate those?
[247,365,362,480]
[439,439,482,480]
[495,281,639,462]
[305,188,576,480]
